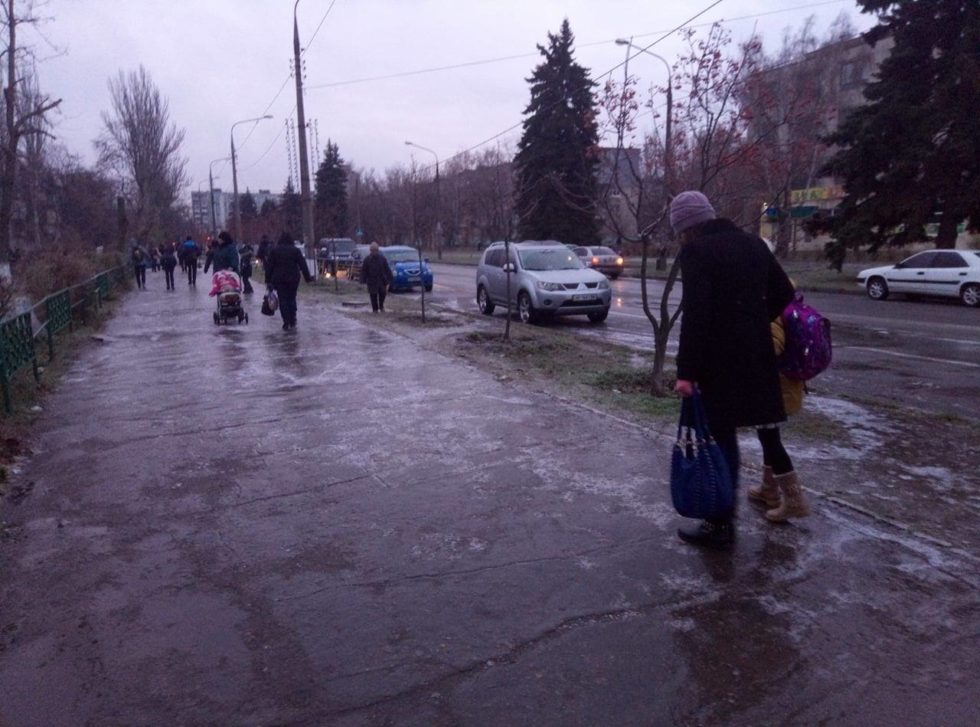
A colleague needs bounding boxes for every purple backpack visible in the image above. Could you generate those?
[778,292,832,381]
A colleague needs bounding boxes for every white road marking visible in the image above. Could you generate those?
[839,346,980,369]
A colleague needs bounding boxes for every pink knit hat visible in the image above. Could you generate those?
[669,191,716,234]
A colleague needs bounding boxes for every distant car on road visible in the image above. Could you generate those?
[476,241,612,323]
[572,245,625,279]
[857,250,980,307]
[380,245,434,292]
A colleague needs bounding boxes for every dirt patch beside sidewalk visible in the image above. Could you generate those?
[334,297,980,556]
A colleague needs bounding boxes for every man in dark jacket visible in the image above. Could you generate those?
[160,242,178,291]
[359,242,393,312]
[256,234,273,266]
[239,241,255,294]
[265,233,313,330]
[671,190,795,550]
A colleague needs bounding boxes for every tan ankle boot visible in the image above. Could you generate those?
[748,466,780,508]
[765,471,811,522]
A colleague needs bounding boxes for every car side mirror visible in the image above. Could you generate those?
[503,263,516,273]
[893,262,904,269]
[424,257,430,263]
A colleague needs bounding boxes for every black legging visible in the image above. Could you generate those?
[369,287,387,312]
[757,427,793,475]
[134,266,146,289]
[186,259,198,286]
[163,266,176,290]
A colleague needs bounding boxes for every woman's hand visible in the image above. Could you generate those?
[674,379,695,398]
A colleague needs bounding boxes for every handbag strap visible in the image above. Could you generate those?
[689,390,715,441]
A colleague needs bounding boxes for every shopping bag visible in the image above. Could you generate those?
[670,391,734,520]
[261,289,278,316]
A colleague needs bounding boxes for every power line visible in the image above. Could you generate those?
[305,0,340,51]
[419,0,728,175]
[236,1,340,157]
[307,0,848,92]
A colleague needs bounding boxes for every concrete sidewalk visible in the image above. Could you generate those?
[0,279,976,726]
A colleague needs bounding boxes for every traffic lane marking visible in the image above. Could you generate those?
[837,346,980,369]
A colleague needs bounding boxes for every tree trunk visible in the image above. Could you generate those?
[651,256,682,397]
[1,0,17,265]
[935,216,958,249]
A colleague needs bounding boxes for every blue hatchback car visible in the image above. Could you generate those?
[380,246,434,292]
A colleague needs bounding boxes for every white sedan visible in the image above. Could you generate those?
[857,250,980,307]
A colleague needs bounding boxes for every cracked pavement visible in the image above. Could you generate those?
[0,279,977,726]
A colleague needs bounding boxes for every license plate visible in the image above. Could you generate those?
[572,294,597,301]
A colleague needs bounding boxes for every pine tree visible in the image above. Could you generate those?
[280,179,302,237]
[514,19,600,244]
[821,0,980,258]
[314,140,349,238]
[239,189,258,221]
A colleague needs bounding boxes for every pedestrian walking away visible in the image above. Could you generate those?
[206,231,241,275]
[239,240,255,294]
[264,231,313,330]
[256,234,273,267]
[160,242,178,291]
[131,244,148,289]
[359,242,393,312]
[670,190,795,550]
[181,236,201,286]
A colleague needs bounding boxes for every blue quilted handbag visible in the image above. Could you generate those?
[670,391,734,519]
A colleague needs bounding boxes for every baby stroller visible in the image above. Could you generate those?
[209,270,248,325]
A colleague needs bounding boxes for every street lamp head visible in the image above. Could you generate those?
[404,140,414,146]
[262,114,273,120]
[615,38,631,46]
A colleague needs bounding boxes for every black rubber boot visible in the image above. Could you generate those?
[677,519,735,550]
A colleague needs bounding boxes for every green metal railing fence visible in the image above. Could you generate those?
[0,266,126,414]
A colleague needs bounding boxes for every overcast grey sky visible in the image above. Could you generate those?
[38,0,875,199]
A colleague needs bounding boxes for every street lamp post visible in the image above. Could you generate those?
[230,115,272,244]
[209,156,230,237]
[404,140,442,260]
[294,0,315,256]
[615,38,673,195]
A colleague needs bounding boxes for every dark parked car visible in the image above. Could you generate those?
[317,238,357,276]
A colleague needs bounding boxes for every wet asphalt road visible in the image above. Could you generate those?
[0,278,977,725]
[430,263,980,418]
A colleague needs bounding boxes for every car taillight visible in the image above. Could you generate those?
[592,256,599,265]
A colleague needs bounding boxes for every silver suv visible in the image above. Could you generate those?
[476,241,612,323]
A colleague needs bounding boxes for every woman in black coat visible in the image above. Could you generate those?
[671,191,795,550]
[359,242,393,312]
[264,233,313,330]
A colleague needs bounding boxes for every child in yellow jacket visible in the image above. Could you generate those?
[747,316,811,522]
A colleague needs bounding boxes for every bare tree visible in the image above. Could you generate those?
[598,23,803,395]
[0,0,61,269]
[96,65,187,247]
[742,17,850,256]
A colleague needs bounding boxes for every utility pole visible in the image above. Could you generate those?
[293,0,315,256]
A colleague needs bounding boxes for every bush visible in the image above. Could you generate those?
[14,243,110,306]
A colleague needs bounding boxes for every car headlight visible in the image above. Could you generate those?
[537,281,564,291]
[598,279,610,289]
